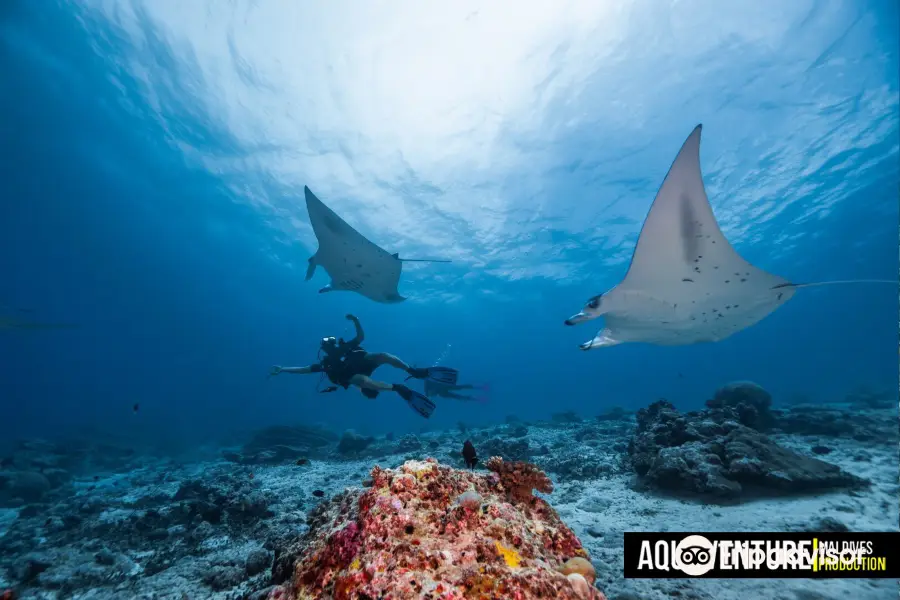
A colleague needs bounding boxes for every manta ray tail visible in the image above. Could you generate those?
[785,279,897,289]
[391,253,451,263]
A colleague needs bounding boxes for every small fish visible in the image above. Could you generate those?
[248,472,254,480]
[132,403,140,413]
[462,440,478,469]
[295,458,310,466]
[312,490,325,498]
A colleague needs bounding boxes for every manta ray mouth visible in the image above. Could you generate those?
[564,311,594,326]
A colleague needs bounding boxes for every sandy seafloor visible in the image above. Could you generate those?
[0,405,897,600]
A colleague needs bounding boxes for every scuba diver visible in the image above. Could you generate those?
[269,314,459,418]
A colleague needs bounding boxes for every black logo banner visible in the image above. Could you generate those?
[624,532,900,578]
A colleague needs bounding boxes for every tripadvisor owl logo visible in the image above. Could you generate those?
[638,535,718,576]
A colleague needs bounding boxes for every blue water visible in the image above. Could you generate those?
[1,0,897,449]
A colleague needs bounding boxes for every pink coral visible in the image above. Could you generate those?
[269,458,604,600]
[485,456,554,504]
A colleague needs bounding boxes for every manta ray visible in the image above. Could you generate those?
[565,125,894,350]
[303,186,450,303]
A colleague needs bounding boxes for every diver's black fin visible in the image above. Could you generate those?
[406,392,435,418]
[395,384,436,418]
[424,366,458,386]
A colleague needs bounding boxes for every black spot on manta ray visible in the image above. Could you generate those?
[682,278,694,282]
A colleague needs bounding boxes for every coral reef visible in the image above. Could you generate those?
[706,381,774,430]
[628,399,869,502]
[770,405,892,441]
[845,385,894,409]
[336,431,374,457]
[479,437,531,462]
[227,425,339,464]
[269,459,605,600]
[595,407,630,422]
[0,386,892,600]
[538,454,615,483]
[485,456,554,504]
[551,411,582,425]
[395,434,423,453]
[0,461,280,598]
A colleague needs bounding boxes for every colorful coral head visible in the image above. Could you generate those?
[485,456,554,503]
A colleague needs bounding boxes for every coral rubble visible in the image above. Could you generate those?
[269,458,605,600]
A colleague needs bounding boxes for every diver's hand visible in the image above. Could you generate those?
[270,366,283,376]
[345,314,358,322]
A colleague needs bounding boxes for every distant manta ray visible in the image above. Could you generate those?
[303,186,451,303]
[565,124,895,350]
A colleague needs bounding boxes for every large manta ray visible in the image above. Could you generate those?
[565,125,894,350]
[303,186,450,303]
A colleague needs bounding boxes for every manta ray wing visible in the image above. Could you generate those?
[582,125,797,347]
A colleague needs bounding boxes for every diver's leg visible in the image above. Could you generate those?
[443,391,476,400]
[349,374,394,392]
[364,352,412,372]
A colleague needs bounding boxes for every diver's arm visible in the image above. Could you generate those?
[270,364,323,376]
[345,314,364,347]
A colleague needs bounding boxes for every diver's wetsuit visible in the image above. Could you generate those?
[316,346,382,398]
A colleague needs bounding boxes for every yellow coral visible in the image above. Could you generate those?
[495,540,521,568]
[349,558,361,570]
[408,462,435,480]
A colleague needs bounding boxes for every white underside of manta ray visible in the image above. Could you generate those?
[303,186,450,304]
[565,124,895,350]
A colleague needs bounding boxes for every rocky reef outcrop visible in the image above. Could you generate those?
[266,458,606,600]
[627,399,869,502]
[705,381,774,431]
[223,425,339,464]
